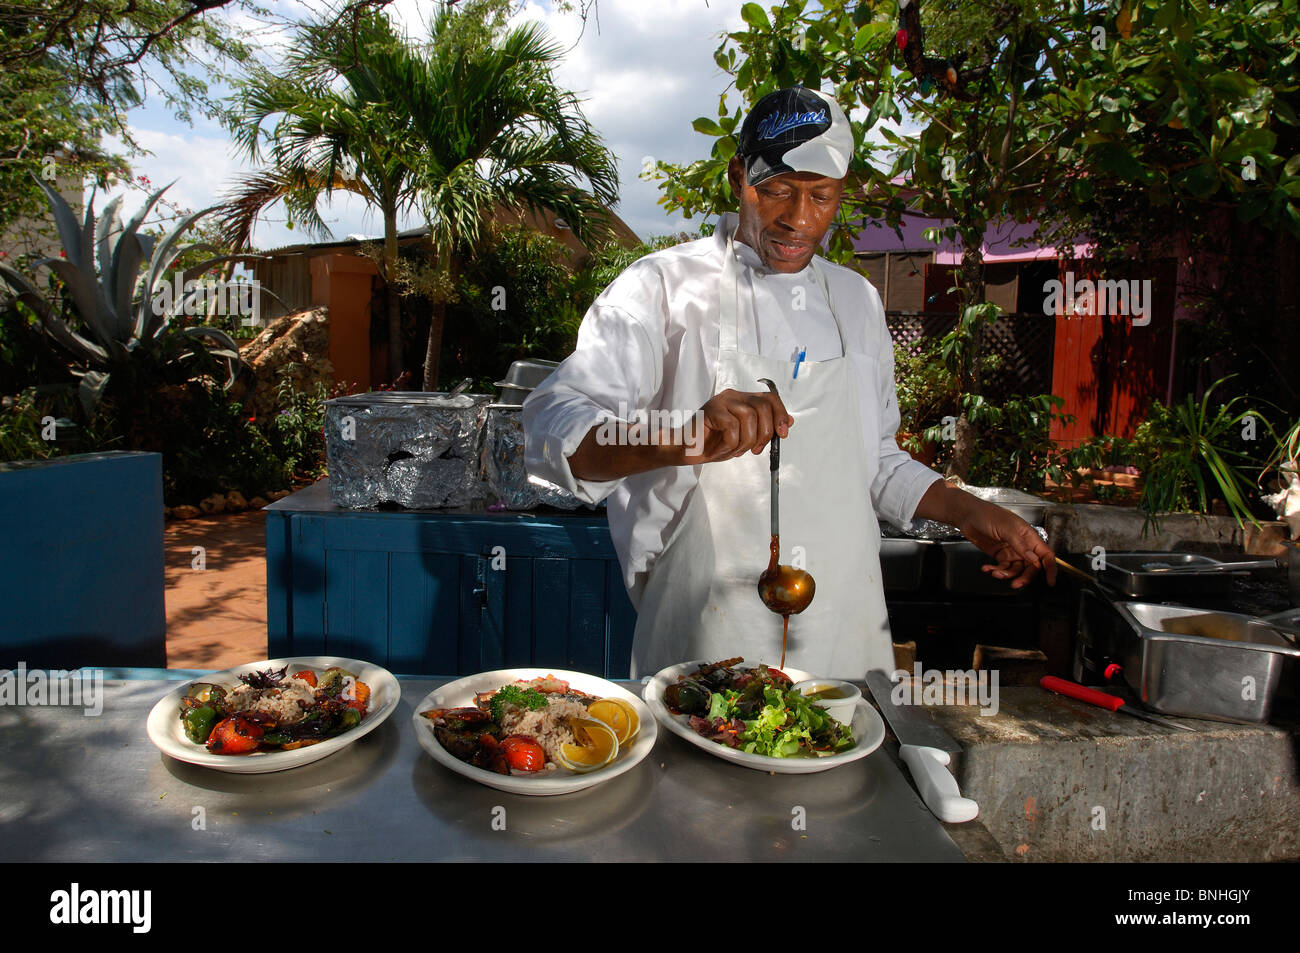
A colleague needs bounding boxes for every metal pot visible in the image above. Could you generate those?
[494,359,560,405]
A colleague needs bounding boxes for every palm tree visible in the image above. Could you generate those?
[218,6,619,389]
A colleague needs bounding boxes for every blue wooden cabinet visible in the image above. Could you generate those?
[265,480,637,677]
[0,451,166,669]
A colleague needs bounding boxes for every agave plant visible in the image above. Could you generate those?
[0,178,266,414]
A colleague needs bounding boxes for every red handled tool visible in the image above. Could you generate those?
[1040,676,1197,732]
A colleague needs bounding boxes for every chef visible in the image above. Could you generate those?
[523,86,1056,679]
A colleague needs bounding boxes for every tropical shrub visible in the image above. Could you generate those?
[265,364,329,481]
[1129,378,1272,528]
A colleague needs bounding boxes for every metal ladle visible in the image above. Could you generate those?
[755,378,816,616]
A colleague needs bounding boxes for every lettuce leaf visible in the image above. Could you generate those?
[707,690,733,721]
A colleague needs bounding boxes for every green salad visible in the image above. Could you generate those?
[664,659,855,757]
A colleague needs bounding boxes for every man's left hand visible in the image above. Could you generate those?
[956,499,1057,589]
[913,480,1057,589]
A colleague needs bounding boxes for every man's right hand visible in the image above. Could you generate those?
[680,388,793,464]
[566,389,793,482]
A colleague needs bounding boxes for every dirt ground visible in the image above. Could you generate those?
[164,509,269,669]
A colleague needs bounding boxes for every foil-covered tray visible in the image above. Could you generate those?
[483,405,591,511]
[881,483,1047,539]
[324,392,495,509]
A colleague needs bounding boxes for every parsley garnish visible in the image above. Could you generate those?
[489,685,550,721]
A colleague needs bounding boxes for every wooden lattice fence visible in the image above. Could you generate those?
[885,311,1057,401]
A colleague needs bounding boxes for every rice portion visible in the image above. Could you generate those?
[225,674,317,724]
[498,696,591,763]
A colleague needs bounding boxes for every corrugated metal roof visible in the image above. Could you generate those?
[258,224,429,256]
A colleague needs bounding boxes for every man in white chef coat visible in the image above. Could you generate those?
[524,86,1056,679]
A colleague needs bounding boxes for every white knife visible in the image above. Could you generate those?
[864,669,979,824]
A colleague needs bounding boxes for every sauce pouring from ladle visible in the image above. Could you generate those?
[754,378,815,667]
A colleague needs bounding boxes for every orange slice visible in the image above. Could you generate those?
[587,698,639,747]
[556,718,618,773]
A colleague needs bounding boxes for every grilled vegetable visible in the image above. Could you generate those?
[317,667,357,694]
[206,716,263,754]
[185,683,227,705]
[664,678,710,715]
[182,705,218,744]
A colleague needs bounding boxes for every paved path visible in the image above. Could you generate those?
[164,510,268,669]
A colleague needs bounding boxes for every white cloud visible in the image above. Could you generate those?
[94,0,915,250]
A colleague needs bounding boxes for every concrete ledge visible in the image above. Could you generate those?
[1046,503,1290,557]
[926,688,1300,862]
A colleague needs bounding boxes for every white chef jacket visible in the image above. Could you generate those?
[522,211,943,607]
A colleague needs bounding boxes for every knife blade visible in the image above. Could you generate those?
[864,669,979,824]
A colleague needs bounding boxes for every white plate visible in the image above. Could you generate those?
[644,661,884,774]
[146,656,399,774]
[413,668,657,796]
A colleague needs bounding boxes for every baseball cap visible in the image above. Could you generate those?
[737,87,852,186]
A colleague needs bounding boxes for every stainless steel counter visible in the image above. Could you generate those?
[0,672,965,862]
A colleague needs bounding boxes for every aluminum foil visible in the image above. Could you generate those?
[881,482,1049,539]
[325,392,495,509]
[483,405,592,511]
[881,517,963,540]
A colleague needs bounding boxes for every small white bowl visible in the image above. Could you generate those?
[792,678,862,726]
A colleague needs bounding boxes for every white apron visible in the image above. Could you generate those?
[629,234,895,680]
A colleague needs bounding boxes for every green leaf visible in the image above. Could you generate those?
[854,21,890,51]
[741,3,770,30]
[1178,162,1220,199]
[737,58,753,91]
[1089,141,1145,180]
[1227,127,1277,155]
[692,117,726,137]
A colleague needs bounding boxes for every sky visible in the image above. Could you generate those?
[102,0,916,251]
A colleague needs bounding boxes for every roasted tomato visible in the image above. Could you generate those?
[345,678,370,713]
[292,670,317,687]
[500,735,546,773]
[206,715,264,754]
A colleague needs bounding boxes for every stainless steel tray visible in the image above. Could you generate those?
[1097,551,1276,597]
[879,537,931,591]
[940,541,1034,597]
[1111,601,1300,723]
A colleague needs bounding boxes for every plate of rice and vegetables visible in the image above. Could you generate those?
[643,658,884,774]
[414,669,657,795]
[146,656,399,774]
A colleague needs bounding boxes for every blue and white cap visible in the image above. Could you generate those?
[736,87,852,186]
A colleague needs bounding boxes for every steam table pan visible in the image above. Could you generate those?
[1097,551,1280,598]
[1110,601,1300,724]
